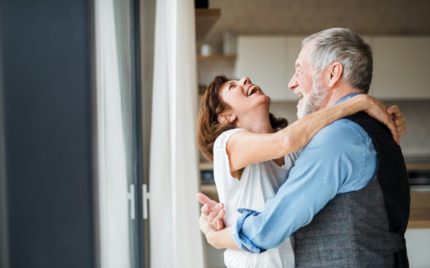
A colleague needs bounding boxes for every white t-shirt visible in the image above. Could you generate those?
[213,128,297,268]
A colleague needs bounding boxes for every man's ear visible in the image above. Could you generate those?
[327,61,343,88]
[217,110,237,124]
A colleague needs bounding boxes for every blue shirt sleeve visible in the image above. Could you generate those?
[232,119,377,253]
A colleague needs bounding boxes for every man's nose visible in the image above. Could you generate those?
[288,76,297,91]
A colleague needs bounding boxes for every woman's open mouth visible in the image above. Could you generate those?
[247,86,260,97]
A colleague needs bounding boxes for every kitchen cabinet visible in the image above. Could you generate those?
[371,37,430,100]
[405,229,430,268]
[235,36,304,101]
[235,35,430,101]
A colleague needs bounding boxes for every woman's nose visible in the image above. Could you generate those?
[240,76,251,85]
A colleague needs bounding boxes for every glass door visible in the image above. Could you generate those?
[94,0,143,266]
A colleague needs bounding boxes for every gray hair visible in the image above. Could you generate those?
[302,28,373,93]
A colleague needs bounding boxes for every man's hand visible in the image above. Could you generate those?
[196,193,225,232]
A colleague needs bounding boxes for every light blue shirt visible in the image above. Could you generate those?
[232,94,378,253]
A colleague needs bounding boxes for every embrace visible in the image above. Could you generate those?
[196,28,410,268]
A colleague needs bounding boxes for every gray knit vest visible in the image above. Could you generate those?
[294,178,404,267]
[294,113,409,268]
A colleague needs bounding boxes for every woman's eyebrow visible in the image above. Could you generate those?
[227,81,235,89]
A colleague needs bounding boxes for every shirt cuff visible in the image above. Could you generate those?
[232,208,267,254]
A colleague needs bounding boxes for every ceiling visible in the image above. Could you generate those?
[205,0,430,52]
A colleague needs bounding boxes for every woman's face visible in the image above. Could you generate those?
[218,77,270,122]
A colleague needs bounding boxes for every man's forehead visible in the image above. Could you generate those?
[296,47,311,67]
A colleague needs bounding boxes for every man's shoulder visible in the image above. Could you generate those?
[307,118,370,149]
[298,119,377,192]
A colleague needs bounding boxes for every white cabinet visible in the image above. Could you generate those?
[235,36,304,101]
[405,229,430,268]
[236,35,430,101]
[371,37,430,100]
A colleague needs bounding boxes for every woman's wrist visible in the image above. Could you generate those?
[342,93,369,114]
[206,229,221,249]
[357,93,372,110]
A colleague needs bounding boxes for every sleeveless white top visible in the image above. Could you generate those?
[213,128,296,268]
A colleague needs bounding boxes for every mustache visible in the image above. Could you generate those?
[293,88,305,95]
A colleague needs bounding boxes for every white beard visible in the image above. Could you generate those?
[296,78,327,119]
[296,95,313,119]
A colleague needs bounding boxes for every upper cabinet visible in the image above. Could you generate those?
[371,36,430,100]
[235,36,304,101]
[235,35,430,101]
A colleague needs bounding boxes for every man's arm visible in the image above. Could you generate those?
[232,119,377,252]
[197,119,377,252]
[197,120,376,253]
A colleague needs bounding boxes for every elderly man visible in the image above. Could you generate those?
[198,28,410,267]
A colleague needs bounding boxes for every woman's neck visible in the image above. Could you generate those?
[237,112,274,134]
[237,110,284,166]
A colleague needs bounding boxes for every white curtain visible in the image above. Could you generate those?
[94,0,133,267]
[149,0,205,267]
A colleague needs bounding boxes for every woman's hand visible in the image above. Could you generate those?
[197,193,232,249]
[197,193,225,232]
[387,105,407,137]
[361,95,400,144]
[199,207,225,249]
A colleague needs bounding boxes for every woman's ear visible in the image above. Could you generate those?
[327,61,343,88]
[217,111,237,124]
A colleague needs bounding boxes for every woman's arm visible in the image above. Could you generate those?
[227,94,398,172]
[205,227,238,250]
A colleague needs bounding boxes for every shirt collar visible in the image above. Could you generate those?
[335,92,361,105]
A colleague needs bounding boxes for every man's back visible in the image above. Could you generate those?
[294,113,410,268]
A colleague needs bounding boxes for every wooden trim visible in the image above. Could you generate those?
[197,55,236,61]
[195,8,221,43]
[409,191,430,228]
[406,162,430,170]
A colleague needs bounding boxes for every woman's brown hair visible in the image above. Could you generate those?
[196,75,289,162]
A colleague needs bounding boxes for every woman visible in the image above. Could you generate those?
[196,75,406,268]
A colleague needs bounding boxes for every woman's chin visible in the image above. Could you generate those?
[260,95,271,104]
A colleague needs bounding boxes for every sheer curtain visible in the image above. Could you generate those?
[94,0,138,267]
[149,0,205,267]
